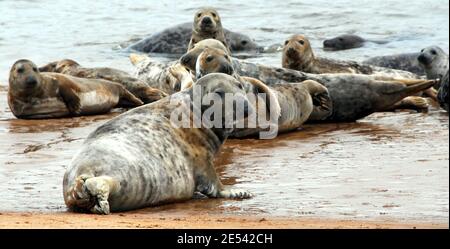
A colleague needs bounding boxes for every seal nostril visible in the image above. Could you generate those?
[25,76,37,86]
[181,56,191,65]
[202,17,212,25]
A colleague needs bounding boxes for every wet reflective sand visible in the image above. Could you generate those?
[0,90,448,227]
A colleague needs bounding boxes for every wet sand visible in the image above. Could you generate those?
[0,89,448,228]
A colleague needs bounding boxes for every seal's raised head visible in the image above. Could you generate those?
[9,59,42,92]
[181,38,229,72]
[282,34,315,70]
[193,73,251,136]
[193,8,222,34]
[418,46,448,76]
[196,47,234,79]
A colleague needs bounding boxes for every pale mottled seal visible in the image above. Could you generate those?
[187,8,230,54]
[418,46,449,84]
[172,46,332,138]
[8,59,143,119]
[127,22,262,55]
[437,69,449,112]
[134,47,436,121]
[323,34,387,51]
[363,53,425,76]
[130,53,181,94]
[63,73,253,214]
[39,59,167,104]
[283,34,419,79]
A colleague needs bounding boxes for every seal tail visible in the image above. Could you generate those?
[65,175,119,215]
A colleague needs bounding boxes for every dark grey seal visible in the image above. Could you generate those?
[127,22,262,55]
[323,34,387,51]
[363,53,425,76]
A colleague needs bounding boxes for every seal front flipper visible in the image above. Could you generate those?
[195,162,253,199]
[58,81,82,115]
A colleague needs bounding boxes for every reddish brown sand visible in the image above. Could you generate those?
[0,88,448,229]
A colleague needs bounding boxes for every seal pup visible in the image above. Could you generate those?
[282,34,419,79]
[63,73,253,214]
[323,34,387,51]
[417,46,449,84]
[39,59,167,104]
[363,53,425,76]
[437,69,449,112]
[188,8,231,54]
[172,47,332,138]
[126,22,262,55]
[8,59,143,119]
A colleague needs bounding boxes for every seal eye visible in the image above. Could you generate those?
[17,68,24,74]
[224,55,230,60]
[206,55,214,63]
[32,67,38,72]
[197,13,202,18]
[211,12,217,18]
[241,40,248,46]
[298,40,305,45]
[421,49,424,53]
[431,50,437,55]
[284,40,289,46]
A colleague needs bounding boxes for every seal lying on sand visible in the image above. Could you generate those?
[171,48,331,138]
[363,53,425,76]
[437,70,449,112]
[39,59,167,104]
[283,34,418,79]
[161,43,435,121]
[323,34,387,51]
[8,59,143,119]
[186,46,433,122]
[417,46,449,85]
[187,8,230,53]
[127,22,262,55]
[63,73,253,214]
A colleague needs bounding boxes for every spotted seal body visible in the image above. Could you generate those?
[63,73,253,214]
[127,22,261,55]
[39,59,167,104]
[363,53,425,76]
[282,34,419,79]
[323,34,387,51]
[232,60,436,121]
[8,59,143,119]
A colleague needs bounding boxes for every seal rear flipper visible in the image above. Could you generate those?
[118,87,144,107]
[129,53,148,66]
[383,96,429,112]
[66,175,120,215]
[380,79,437,96]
